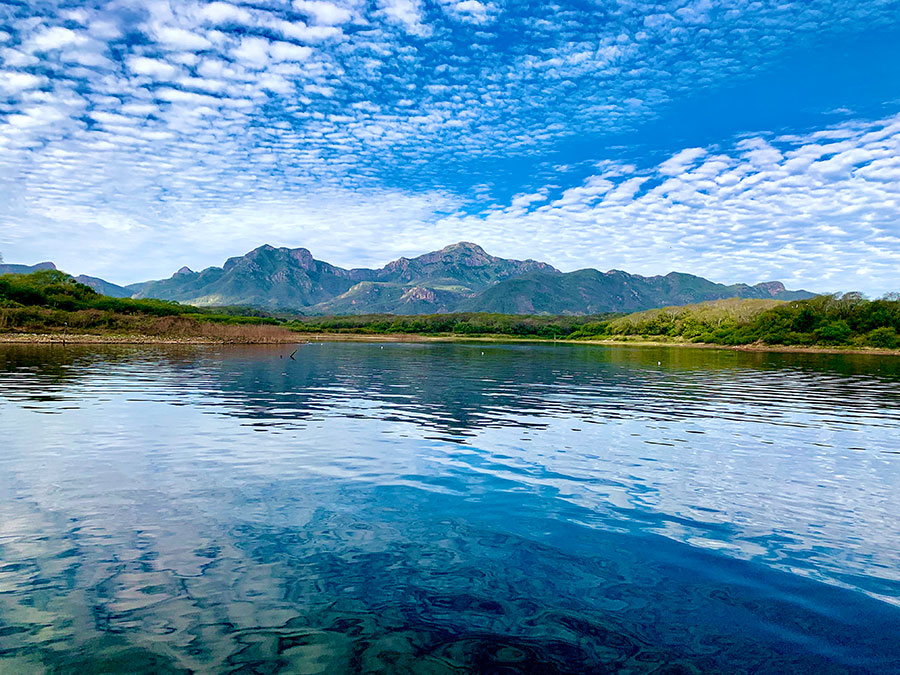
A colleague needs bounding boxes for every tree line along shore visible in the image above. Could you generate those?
[2,270,899,352]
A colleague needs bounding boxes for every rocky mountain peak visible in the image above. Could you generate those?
[288,247,315,269]
[222,244,315,272]
[413,242,492,265]
[754,281,787,296]
[441,242,488,255]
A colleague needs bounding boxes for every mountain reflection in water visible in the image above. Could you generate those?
[1,342,899,674]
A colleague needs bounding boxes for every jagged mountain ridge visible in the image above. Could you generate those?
[126,242,812,314]
[459,269,812,315]
[128,242,555,310]
[5,243,814,314]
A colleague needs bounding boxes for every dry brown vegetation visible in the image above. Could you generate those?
[140,316,297,342]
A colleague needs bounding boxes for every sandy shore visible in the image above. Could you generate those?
[2,331,898,355]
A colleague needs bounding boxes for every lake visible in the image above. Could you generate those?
[1,342,899,674]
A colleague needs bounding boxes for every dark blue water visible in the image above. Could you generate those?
[1,342,899,674]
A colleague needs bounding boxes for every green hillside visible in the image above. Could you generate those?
[572,295,900,348]
[463,269,811,315]
[0,270,292,342]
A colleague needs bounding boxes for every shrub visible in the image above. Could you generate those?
[863,326,900,349]
[814,320,852,345]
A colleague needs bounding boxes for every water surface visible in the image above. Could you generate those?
[1,342,899,673]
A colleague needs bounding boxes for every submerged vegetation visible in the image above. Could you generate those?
[2,270,899,351]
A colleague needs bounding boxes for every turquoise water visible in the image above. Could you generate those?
[1,342,899,673]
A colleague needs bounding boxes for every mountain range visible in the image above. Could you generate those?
[2,243,814,315]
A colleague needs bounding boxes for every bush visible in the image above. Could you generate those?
[813,320,852,345]
[863,326,900,349]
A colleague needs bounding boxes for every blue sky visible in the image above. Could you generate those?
[1,0,899,294]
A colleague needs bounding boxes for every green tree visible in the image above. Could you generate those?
[792,306,817,332]
[814,320,852,344]
[864,327,900,349]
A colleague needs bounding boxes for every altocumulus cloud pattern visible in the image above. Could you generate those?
[1,0,899,294]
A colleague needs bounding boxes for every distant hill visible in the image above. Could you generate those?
[6,243,815,314]
[460,269,811,314]
[0,263,132,298]
[0,262,57,275]
[74,275,131,298]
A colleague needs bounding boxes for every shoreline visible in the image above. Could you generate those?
[0,333,298,345]
[1,331,899,356]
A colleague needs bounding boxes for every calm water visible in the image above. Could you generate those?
[1,342,899,674]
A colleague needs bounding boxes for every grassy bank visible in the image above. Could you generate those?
[0,271,296,343]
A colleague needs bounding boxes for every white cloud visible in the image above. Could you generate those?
[377,0,428,34]
[659,147,706,176]
[269,41,314,62]
[268,18,342,42]
[509,191,548,209]
[442,0,495,23]
[201,2,253,25]
[232,37,271,69]
[737,138,783,168]
[293,1,354,26]
[155,88,225,106]
[6,104,66,129]
[128,56,179,79]
[153,27,212,51]
[0,71,46,93]
[604,176,649,202]
[27,26,88,51]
